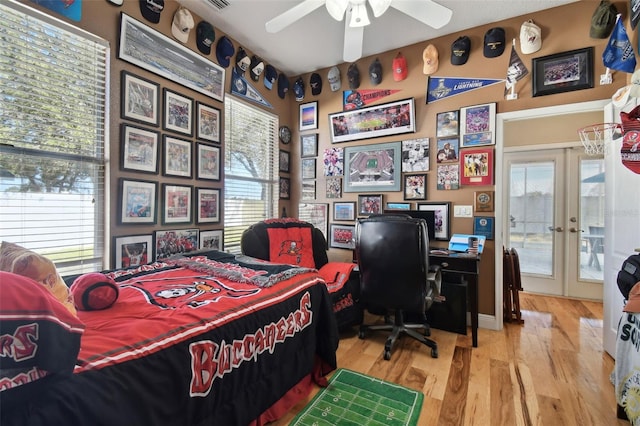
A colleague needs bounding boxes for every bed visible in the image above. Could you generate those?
[0,249,339,426]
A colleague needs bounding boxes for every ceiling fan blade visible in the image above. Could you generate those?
[343,15,364,63]
[390,0,452,29]
[265,0,326,33]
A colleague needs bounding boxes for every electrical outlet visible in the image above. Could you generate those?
[454,205,473,218]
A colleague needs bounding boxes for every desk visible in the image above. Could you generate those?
[429,252,480,347]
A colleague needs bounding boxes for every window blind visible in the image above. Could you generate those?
[0,1,108,276]
[223,96,278,254]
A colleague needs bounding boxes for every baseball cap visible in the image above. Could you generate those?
[249,56,265,82]
[451,36,470,65]
[393,52,408,81]
[139,0,164,24]
[171,7,194,44]
[422,44,438,75]
[631,69,640,98]
[590,0,617,38]
[277,73,290,99]
[347,63,361,89]
[293,77,305,101]
[196,21,215,55]
[235,47,251,73]
[484,27,505,58]
[107,0,123,5]
[216,36,234,68]
[369,58,382,85]
[264,64,278,90]
[624,282,640,313]
[310,73,322,95]
[520,20,542,54]
[328,66,341,91]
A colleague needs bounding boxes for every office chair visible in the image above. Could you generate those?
[355,214,441,360]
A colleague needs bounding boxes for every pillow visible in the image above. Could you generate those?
[70,272,119,311]
[0,241,77,316]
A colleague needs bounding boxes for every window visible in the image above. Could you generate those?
[224,96,278,253]
[0,1,108,276]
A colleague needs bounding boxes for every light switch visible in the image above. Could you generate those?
[454,205,473,218]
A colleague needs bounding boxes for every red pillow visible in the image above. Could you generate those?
[70,273,119,311]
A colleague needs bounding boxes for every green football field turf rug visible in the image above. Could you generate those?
[290,368,424,426]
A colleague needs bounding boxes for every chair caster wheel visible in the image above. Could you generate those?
[384,350,391,360]
[358,330,366,339]
[431,347,438,358]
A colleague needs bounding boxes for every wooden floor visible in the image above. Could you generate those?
[270,293,628,425]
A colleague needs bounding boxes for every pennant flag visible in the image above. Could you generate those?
[631,0,640,30]
[603,13,636,73]
[342,89,401,110]
[505,39,529,96]
[230,68,273,108]
[426,77,504,103]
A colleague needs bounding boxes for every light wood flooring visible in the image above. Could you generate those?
[270,293,628,425]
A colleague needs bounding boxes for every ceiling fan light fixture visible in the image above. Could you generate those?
[349,1,370,27]
[367,0,392,17]
[326,0,349,21]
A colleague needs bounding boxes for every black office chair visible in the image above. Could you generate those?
[355,214,441,360]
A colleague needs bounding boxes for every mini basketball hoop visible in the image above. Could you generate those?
[578,123,621,156]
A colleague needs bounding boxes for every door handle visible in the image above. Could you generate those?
[569,227,579,233]
[548,226,564,232]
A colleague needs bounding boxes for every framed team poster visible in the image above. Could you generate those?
[196,188,220,224]
[196,102,221,143]
[460,148,494,186]
[114,234,152,269]
[460,102,496,147]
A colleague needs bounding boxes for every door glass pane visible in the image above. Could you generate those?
[579,158,605,281]
[509,161,555,276]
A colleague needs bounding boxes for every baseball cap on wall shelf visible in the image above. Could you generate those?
[235,47,251,73]
[264,64,278,90]
[293,77,305,101]
[216,36,234,68]
[328,66,341,91]
[277,73,290,99]
[196,21,215,55]
[171,7,194,44]
[590,0,618,38]
[348,63,361,89]
[107,0,123,6]
[520,20,542,54]
[369,58,382,85]
[139,0,164,24]
[393,52,408,81]
[451,36,470,65]
[250,56,265,82]
[422,44,438,75]
[484,27,505,58]
[310,72,322,95]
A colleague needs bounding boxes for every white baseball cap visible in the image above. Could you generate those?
[520,20,542,55]
[171,7,194,44]
[328,66,341,92]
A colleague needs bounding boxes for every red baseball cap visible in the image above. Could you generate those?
[393,52,408,82]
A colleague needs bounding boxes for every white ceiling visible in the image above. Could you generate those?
[178,0,579,77]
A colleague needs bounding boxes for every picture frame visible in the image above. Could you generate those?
[279,150,290,173]
[474,190,495,212]
[279,177,290,199]
[113,234,153,269]
[162,184,192,224]
[333,201,356,221]
[436,164,460,190]
[532,47,594,97]
[323,147,344,176]
[302,158,316,180]
[119,178,157,225]
[326,176,342,198]
[460,102,496,147]
[436,137,460,163]
[404,174,427,200]
[120,123,159,174]
[401,138,430,172]
[357,194,383,216]
[120,70,160,126]
[196,102,221,143]
[199,229,223,251]
[196,143,220,181]
[343,142,402,192]
[196,187,220,224]
[329,98,416,143]
[329,224,356,250]
[460,148,494,186]
[119,13,225,102]
[436,110,459,137]
[155,228,199,261]
[302,180,316,201]
[301,133,318,158]
[163,89,193,136]
[163,135,192,178]
[299,203,329,240]
[299,101,318,131]
[473,216,495,240]
[417,201,451,241]
[385,202,411,211]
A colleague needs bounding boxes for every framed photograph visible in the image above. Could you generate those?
[163,89,193,136]
[200,229,223,251]
[474,216,495,240]
[344,142,401,192]
[329,98,416,143]
[401,138,430,172]
[279,150,290,173]
[357,194,383,216]
[302,158,316,180]
[323,147,344,176]
[299,101,318,131]
[436,110,459,137]
[119,178,157,225]
[532,47,594,97]
[114,234,152,269]
[196,188,220,224]
[329,224,356,250]
[436,137,459,163]
[474,190,495,212]
[119,13,225,101]
[279,177,290,199]
[460,148,494,186]
[162,184,192,224]
[436,164,460,190]
[163,135,192,178]
[326,176,342,198]
[385,202,411,210]
[417,201,451,241]
[333,201,356,221]
[196,143,220,181]
[460,103,496,147]
[302,180,316,201]
[404,174,427,200]
[120,70,159,126]
[120,123,159,174]
[299,203,329,240]
[155,228,199,261]
[301,133,319,158]
[196,102,221,143]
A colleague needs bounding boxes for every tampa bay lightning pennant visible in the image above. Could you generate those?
[426,77,504,103]
[230,68,272,109]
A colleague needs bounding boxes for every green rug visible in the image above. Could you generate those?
[290,368,424,426]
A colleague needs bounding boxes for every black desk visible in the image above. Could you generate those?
[429,252,480,348]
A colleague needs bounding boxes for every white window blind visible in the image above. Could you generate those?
[224,96,278,254]
[0,1,108,276]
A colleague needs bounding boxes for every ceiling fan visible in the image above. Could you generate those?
[265,0,453,63]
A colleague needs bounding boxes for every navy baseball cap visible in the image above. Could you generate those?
[277,73,290,99]
[347,63,360,89]
[483,27,505,58]
[264,64,278,90]
[196,21,215,55]
[310,73,322,95]
[293,77,305,101]
[216,36,234,68]
[139,0,163,24]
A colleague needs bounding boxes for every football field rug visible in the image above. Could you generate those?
[290,368,424,426]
